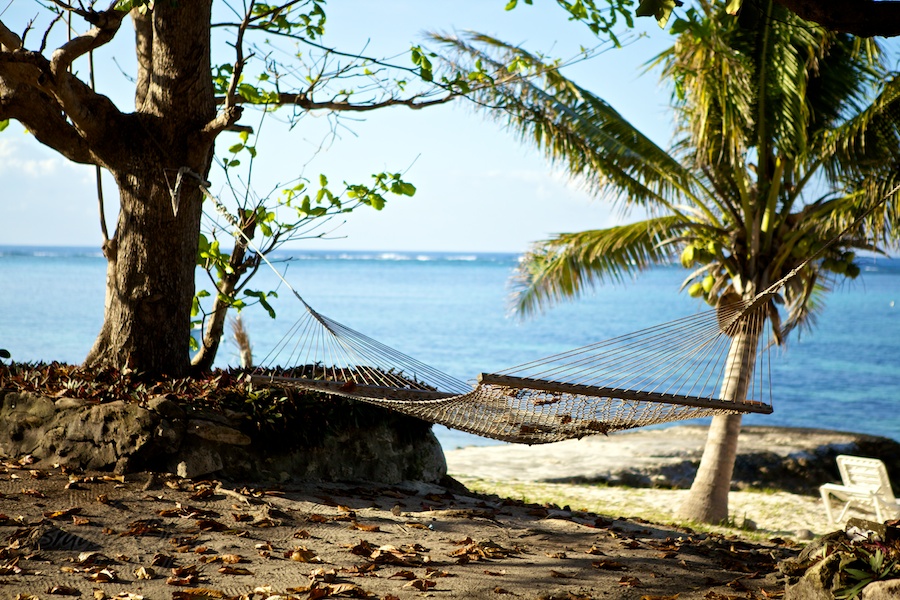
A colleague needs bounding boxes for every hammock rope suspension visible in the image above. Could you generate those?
[252,289,774,444]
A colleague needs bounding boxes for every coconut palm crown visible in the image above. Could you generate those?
[432,0,900,523]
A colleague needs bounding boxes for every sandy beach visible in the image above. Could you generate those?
[444,425,892,539]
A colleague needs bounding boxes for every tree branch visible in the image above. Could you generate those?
[773,0,900,37]
[220,91,457,112]
[49,3,125,79]
[0,65,95,164]
[0,20,23,51]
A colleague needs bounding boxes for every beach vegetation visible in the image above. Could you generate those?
[432,1,900,524]
[190,162,417,371]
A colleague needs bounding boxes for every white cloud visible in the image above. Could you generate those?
[0,138,70,178]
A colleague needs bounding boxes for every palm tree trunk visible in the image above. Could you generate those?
[676,322,759,524]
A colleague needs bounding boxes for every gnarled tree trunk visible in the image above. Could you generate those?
[83,2,218,377]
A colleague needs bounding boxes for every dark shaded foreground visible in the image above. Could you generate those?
[0,465,796,599]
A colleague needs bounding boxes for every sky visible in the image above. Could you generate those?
[2,1,674,253]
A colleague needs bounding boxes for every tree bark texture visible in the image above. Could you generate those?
[81,2,218,376]
[676,315,761,524]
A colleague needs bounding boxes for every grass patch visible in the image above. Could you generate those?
[455,475,821,543]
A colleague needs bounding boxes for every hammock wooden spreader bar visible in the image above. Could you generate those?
[475,373,774,415]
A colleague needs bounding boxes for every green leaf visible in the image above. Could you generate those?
[0,349,11,359]
[0,119,9,132]
[245,290,278,319]
[635,0,678,27]
[669,17,690,34]
[505,0,518,9]
[228,143,244,154]
[725,0,742,15]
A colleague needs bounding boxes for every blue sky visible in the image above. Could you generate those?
[1,1,675,252]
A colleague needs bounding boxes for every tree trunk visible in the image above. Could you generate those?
[191,222,257,372]
[84,2,217,377]
[85,167,205,377]
[676,317,760,524]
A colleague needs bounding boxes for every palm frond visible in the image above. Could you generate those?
[815,74,900,183]
[429,32,711,213]
[510,216,686,317]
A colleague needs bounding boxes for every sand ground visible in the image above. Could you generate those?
[0,467,798,600]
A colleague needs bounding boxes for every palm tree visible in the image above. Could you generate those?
[433,0,900,523]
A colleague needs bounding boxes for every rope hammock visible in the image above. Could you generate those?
[195,180,790,445]
[249,291,775,444]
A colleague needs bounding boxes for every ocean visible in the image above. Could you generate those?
[1,245,898,447]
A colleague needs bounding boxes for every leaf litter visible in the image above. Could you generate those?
[0,465,797,599]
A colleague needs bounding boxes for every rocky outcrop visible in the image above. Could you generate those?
[782,522,900,600]
[0,390,446,484]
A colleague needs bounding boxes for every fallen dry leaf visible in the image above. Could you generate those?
[405,579,436,591]
[219,565,253,575]
[43,507,82,519]
[592,559,628,570]
[388,569,416,580]
[85,567,118,582]
[287,546,323,563]
[134,565,155,579]
[47,585,80,596]
[171,589,227,599]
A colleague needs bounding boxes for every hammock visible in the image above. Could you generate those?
[199,181,776,444]
[248,289,775,444]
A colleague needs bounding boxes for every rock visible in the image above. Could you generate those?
[147,394,185,420]
[175,441,224,479]
[0,392,162,471]
[784,552,844,600]
[187,419,251,446]
[0,389,447,484]
[861,580,900,600]
[236,420,448,485]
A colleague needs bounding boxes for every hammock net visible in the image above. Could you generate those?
[251,290,775,445]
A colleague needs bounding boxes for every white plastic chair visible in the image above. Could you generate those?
[819,455,900,528]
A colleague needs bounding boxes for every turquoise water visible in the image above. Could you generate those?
[1,246,898,446]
